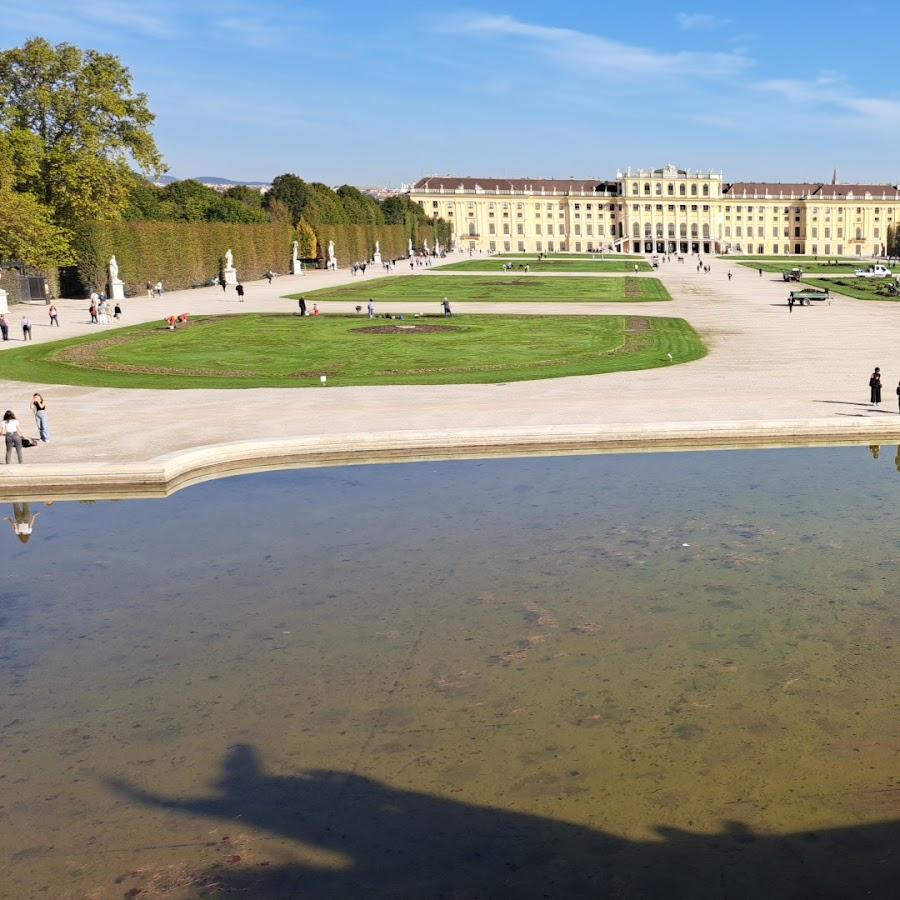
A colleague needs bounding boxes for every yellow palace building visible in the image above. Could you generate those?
[409,164,900,257]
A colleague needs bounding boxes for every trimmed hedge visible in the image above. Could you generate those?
[63,221,294,296]
[310,221,453,265]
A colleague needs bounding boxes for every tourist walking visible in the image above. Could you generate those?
[788,295,794,313]
[266,270,275,284]
[146,280,153,299]
[297,296,307,316]
[48,304,59,326]
[442,297,452,317]
[727,271,732,281]
[221,278,227,293]
[21,316,32,340]
[0,314,8,341]
[114,301,122,319]
[236,283,245,302]
[32,394,49,442]
[367,299,375,319]
[870,367,883,405]
[155,281,163,298]
[2,411,24,464]
[758,268,763,277]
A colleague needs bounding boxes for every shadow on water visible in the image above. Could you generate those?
[108,744,900,899]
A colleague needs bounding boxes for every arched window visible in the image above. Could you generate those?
[702,224,710,238]
[680,223,687,237]
[632,182,639,195]
[656,223,663,237]
[468,222,477,236]
[632,222,640,237]
[668,223,675,237]
[702,184,709,197]
[856,227,863,240]
[655,183,662,195]
[690,184,698,196]
[679,184,686,196]
[644,182,651,195]
[691,224,698,237]
[668,184,674,196]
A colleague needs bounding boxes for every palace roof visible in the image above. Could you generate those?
[413,176,616,194]
[725,182,900,199]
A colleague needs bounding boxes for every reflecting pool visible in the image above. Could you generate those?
[2,447,900,898]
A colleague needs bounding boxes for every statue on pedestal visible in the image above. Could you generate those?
[291,240,302,275]
[373,239,382,265]
[108,255,125,300]
[327,240,337,270]
[222,248,238,284]
[408,238,414,257]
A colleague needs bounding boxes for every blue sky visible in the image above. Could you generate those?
[5,0,900,186]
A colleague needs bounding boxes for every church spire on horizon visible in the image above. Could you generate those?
[832,167,838,185]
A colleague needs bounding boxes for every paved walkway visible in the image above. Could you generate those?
[3,253,900,475]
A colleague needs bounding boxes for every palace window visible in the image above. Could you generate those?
[690,184,697,196]
[668,184,674,196]
[702,184,709,196]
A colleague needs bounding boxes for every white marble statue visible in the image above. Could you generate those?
[108,255,125,299]
[327,240,337,270]
[291,240,302,275]
[224,248,234,270]
[292,240,299,260]
[423,238,430,255]
[408,238,414,257]
[434,240,442,256]
[375,240,380,255]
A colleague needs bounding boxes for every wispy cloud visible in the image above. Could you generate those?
[440,13,752,79]
[676,12,728,31]
[759,74,900,128]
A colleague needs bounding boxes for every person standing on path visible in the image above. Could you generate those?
[236,282,245,302]
[48,304,59,326]
[758,268,763,277]
[367,299,375,319]
[32,394,49,442]
[0,314,9,341]
[155,281,163,298]
[297,296,307,316]
[89,302,98,324]
[146,281,153,299]
[2,411,24,464]
[727,271,732,281]
[21,317,32,340]
[442,297,452,317]
[114,301,122,320]
[870,367,883,406]
[788,295,794,313]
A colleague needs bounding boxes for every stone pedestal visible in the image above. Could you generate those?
[373,251,382,265]
[0,288,8,315]
[291,257,303,275]
[109,280,125,301]
[223,267,238,286]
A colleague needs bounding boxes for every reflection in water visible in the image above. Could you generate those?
[3,448,900,898]
[4,501,39,543]
[869,444,880,459]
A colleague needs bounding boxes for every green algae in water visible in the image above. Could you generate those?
[2,446,900,897]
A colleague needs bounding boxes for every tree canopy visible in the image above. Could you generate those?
[0,37,164,227]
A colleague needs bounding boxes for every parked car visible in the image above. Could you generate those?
[854,264,893,278]
[782,267,803,281]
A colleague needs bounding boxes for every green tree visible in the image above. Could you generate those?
[0,129,71,266]
[267,173,310,223]
[0,37,164,226]
[337,184,384,224]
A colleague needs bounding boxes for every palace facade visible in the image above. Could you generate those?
[408,165,900,257]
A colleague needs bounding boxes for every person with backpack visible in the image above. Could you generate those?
[236,283,245,302]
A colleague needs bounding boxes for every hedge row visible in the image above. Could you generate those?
[63,221,294,296]
[310,221,454,265]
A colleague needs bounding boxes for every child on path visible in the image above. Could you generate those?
[21,317,32,340]
[49,305,59,326]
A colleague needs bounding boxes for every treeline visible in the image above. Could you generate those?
[266,174,452,262]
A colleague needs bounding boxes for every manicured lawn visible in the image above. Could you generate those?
[803,277,900,302]
[490,252,644,259]
[291,275,671,303]
[723,256,867,274]
[0,313,705,388]
[434,259,652,273]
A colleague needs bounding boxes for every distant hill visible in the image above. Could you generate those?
[152,175,270,188]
